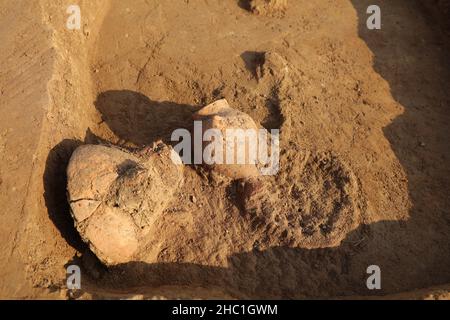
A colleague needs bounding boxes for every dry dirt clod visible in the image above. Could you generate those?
[66,143,184,266]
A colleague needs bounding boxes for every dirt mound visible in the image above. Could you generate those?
[241,151,363,249]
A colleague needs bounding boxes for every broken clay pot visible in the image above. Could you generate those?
[193,99,262,180]
[66,142,183,265]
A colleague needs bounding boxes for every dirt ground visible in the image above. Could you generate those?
[0,0,449,299]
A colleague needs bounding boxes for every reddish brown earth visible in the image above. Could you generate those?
[0,0,449,299]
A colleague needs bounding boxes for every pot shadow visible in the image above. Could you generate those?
[43,139,86,252]
[91,233,372,299]
[94,90,199,147]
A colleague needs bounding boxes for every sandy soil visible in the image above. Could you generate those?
[0,0,449,299]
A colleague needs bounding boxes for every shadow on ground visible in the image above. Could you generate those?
[94,90,199,147]
[44,139,86,252]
